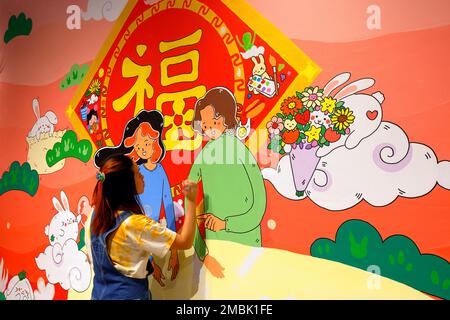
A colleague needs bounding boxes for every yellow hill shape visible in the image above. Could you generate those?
[69,239,430,300]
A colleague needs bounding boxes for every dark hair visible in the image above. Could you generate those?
[91,154,144,235]
[192,87,238,133]
[94,110,166,168]
[87,109,98,122]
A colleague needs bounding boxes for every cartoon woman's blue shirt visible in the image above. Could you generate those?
[138,163,176,233]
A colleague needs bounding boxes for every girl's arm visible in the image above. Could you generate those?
[170,180,198,250]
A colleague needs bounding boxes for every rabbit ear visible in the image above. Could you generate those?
[52,197,64,212]
[32,98,40,120]
[258,54,265,64]
[60,191,70,212]
[251,56,257,64]
[323,72,351,97]
[333,78,375,101]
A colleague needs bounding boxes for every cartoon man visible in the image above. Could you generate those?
[187,87,267,277]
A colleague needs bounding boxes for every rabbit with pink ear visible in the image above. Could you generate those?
[28,98,58,141]
[315,72,384,158]
[36,191,92,292]
[45,191,82,247]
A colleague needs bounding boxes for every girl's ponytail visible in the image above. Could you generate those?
[91,175,115,236]
[91,155,144,236]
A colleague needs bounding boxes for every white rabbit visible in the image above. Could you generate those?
[28,98,58,141]
[251,54,271,79]
[44,191,82,247]
[316,72,384,158]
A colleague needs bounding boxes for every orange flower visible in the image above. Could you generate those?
[281,96,303,116]
[282,130,300,144]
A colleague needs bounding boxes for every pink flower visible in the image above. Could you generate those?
[266,116,284,135]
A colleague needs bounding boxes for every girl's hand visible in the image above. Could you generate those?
[168,250,179,280]
[151,261,165,287]
[182,180,198,202]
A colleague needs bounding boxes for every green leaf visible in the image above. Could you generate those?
[276,113,283,118]
[336,101,344,108]
[4,12,33,44]
[398,251,405,265]
[78,228,86,250]
[304,123,310,132]
[46,130,93,167]
[296,91,303,99]
[297,124,303,130]
[431,271,440,285]
[18,271,26,281]
[389,254,395,265]
[0,161,39,196]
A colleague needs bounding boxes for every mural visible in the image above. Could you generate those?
[0,0,449,300]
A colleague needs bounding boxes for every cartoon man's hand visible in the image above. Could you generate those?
[199,214,226,232]
[203,254,225,278]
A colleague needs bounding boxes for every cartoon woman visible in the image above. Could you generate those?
[87,109,99,134]
[87,109,103,148]
[94,110,179,286]
[188,87,267,277]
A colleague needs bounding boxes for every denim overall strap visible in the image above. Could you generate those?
[90,211,150,300]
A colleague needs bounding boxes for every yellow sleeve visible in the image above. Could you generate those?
[129,215,176,258]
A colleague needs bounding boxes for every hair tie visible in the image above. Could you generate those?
[96,171,105,182]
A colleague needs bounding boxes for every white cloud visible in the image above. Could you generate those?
[87,94,98,105]
[263,121,450,210]
[33,278,55,300]
[82,0,128,22]
[241,46,265,59]
[35,239,91,292]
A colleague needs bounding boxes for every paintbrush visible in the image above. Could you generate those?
[269,54,278,95]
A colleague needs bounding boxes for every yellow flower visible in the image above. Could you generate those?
[305,125,321,143]
[89,79,101,94]
[330,107,355,131]
[300,86,324,108]
[321,97,336,113]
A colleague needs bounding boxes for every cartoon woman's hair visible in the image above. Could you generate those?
[124,122,162,163]
[192,86,238,134]
[94,110,166,168]
[87,109,98,123]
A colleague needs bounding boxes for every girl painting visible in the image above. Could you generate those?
[94,110,179,286]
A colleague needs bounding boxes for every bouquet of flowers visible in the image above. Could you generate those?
[266,86,355,196]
